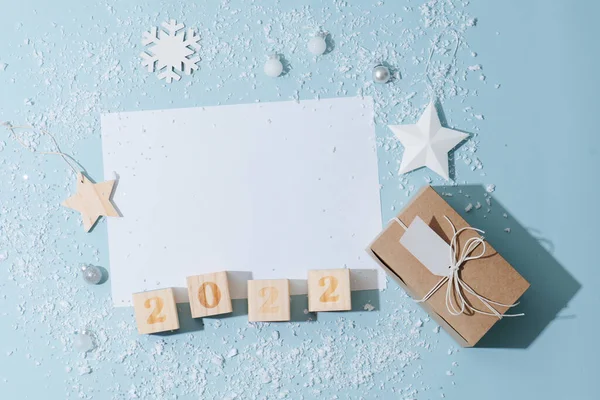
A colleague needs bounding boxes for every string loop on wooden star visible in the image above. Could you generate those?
[423,29,461,101]
[2,121,121,232]
[2,122,87,182]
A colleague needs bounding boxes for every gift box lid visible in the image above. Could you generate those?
[368,185,530,347]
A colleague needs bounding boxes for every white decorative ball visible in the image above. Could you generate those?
[264,55,283,78]
[308,36,327,56]
[372,64,391,84]
[74,330,95,353]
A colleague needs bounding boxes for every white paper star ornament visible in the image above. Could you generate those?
[389,102,468,180]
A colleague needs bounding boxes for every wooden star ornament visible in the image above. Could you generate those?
[62,172,120,232]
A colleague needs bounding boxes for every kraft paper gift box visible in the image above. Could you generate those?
[368,186,530,347]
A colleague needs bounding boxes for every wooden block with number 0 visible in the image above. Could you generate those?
[247,279,290,322]
[186,272,233,318]
[132,288,180,334]
[308,269,352,312]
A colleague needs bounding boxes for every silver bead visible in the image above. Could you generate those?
[372,64,391,84]
[81,264,102,285]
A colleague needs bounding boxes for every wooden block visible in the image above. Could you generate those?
[132,288,180,334]
[186,272,233,318]
[307,269,352,312]
[247,279,290,322]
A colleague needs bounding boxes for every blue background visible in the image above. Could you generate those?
[0,1,596,399]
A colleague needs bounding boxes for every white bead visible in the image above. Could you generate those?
[308,36,327,56]
[264,55,283,77]
[74,331,95,353]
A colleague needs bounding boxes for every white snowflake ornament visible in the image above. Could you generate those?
[141,20,201,83]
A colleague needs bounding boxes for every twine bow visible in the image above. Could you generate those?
[395,215,523,319]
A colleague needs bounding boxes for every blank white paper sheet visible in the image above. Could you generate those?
[101,96,384,306]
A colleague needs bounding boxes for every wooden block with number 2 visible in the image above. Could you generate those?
[308,269,352,312]
[132,288,180,334]
[187,272,233,318]
[248,279,290,322]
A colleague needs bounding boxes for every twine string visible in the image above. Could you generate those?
[2,122,86,182]
[393,215,524,319]
[423,29,461,101]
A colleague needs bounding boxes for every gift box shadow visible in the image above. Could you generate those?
[434,185,581,349]
[435,101,472,182]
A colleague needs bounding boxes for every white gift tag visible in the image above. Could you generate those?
[399,216,451,277]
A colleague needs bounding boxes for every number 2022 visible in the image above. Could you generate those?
[145,297,167,324]
[319,276,339,302]
[258,287,279,313]
[197,282,222,308]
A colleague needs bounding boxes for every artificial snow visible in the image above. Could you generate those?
[0,1,486,397]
